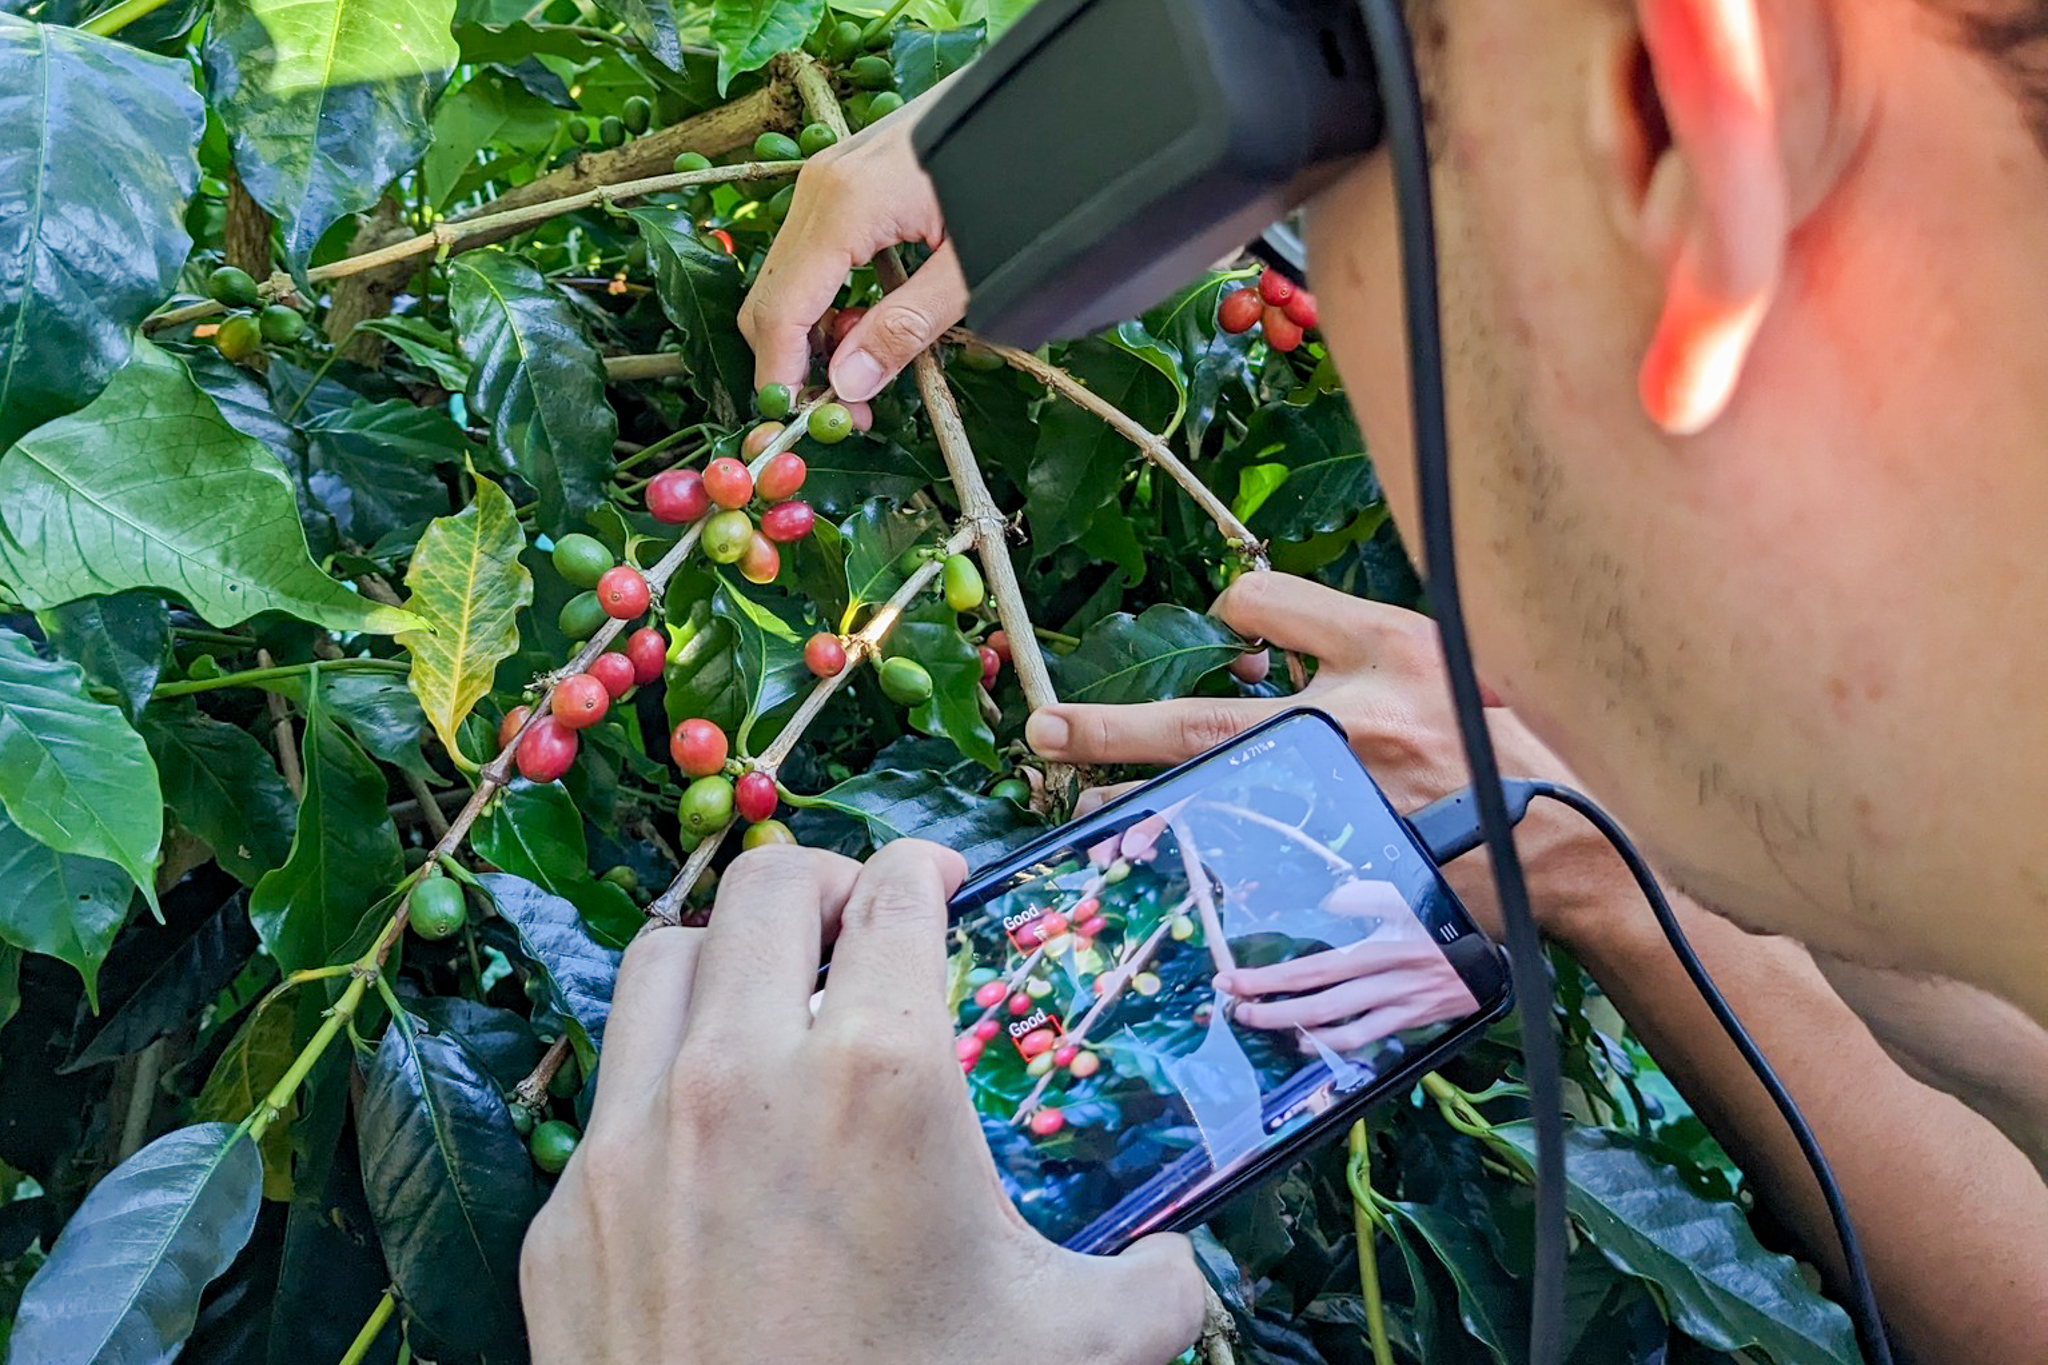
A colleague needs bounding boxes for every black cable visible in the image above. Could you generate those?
[1353,4,1568,1361]
[1527,781,1897,1365]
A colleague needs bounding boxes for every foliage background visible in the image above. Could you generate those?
[0,0,1866,1360]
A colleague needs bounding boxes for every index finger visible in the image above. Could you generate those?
[1210,572,1395,667]
[1026,694,1293,766]
[815,840,966,1030]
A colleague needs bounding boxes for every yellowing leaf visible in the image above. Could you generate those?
[196,1002,299,1200]
[399,473,532,767]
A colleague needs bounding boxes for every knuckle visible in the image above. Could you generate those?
[1176,706,1248,755]
[866,302,934,357]
[665,1048,752,1128]
[715,845,841,908]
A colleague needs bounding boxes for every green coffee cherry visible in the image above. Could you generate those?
[850,55,894,90]
[558,591,610,640]
[879,657,934,707]
[207,265,260,308]
[753,131,802,163]
[672,151,712,175]
[600,115,626,147]
[798,122,839,157]
[258,304,304,345]
[551,533,614,589]
[942,555,986,612]
[622,95,652,135]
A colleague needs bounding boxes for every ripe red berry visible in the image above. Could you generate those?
[986,630,1012,664]
[739,531,781,585]
[1282,288,1318,329]
[626,627,667,685]
[497,704,531,750]
[1018,1028,1056,1059]
[551,674,610,729]
[1008,992,1032,1015]
[804,633,847,678]
[1258,270,1296,306]
[1053,1044,1079,1068]
[703,457,753,509]
[1218,287,1262,334]
[1078,916,1107,938]
[978,646,1001,688]
[596,565,651,619]
[829,305,867,351]
[516,715,579,782]
[1068,1051,1101,1079]
[974,980,1007,1010]
[757,451,807,501]
[760,501,815,543]
[741,424,785,461]
[709,228,735,255]
[587,652,637,700]
[1029,1107,1066,1137]
[973,1017,1001,1041]
[647,468,710,524]
[957,1034,984,1069]
[1040,912,1069,938]
[1262,306,1304,353]
[1072,897,1100,919]
[735,770,778,824]
[670,718,728,777]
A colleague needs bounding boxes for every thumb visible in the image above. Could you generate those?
[1075,1233,1208,1362]
[829,241,968,402]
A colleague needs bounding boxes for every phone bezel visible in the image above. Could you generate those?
[946,706,1514,1252]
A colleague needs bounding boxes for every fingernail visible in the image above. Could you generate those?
[1026,710,1068,755]
[833,350,885,403]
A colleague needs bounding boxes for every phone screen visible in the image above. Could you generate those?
[946,711,1508,1253]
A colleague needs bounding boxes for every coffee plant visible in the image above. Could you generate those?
[0,0,1869,1361]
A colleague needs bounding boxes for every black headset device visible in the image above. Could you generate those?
[909,3,1897,1363]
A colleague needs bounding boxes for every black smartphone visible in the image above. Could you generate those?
[946,708,1510,1254]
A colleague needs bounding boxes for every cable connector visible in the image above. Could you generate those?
[1407,779,1541,865]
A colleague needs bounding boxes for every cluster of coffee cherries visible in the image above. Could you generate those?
[1217,269,1320,353]
[646,425,827,587]
[201,265,307,363]
[665,716,799,851]
[799,550,1003,713]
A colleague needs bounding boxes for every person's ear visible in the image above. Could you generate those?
[1611,0,1788,436]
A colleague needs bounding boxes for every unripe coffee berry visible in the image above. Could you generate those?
[757,451,807,501]
[497,705,532,750]
[741,818,799,850]
[701,509,753,564]
[741,423,784,460]
[807,402,854,445]
[678,775,736,835]
[739,531,781,585]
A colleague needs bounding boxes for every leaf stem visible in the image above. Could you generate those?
[858,0,915,43]
[78,0,176,36]
[1347,1122,1397,1365]
[337,1289,399,1365]
[150,656,408,699]
[248,973,371,1142]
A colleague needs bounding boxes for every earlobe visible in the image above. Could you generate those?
[1626,0,1788,435]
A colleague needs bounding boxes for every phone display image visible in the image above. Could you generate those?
[946,713,1507,1253]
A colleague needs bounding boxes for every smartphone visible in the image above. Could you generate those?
[946,708,1510,1254]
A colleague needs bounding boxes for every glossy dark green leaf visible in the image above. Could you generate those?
[0,627,162,904]
[202,0,460,268]
[194,1000,303,1200]
[947,364,1037,488]
[1050,604,1243,706]
[0,806,132,1004]
[663,611,747,736]
[800,435,941,521]
[592,0,680,67]
[480,874,622,1048]
[449,252,617,539]
[883,616,997,770]
[65,893,258,1072]
[713,580,812,729]
[0,16,205,451]
[356,1013,545,1356]
[473,780,642,948]
[421,67,563,206]
[632,206,756,427]
[353,316,472,392]
[1106,318,1189,438]
[38,591,170,720]
[1383,1199,1522,1363]
[1026,340,1176,552]
[842,496,942,614]
[0,345,420,635]
[1142,272,1257,449]
[890,21,983,99]
[143,707,298,886]
[1494,1122,1861,1364]
[310,670,435,780]
[8,1123,262,1364]
[302,400,466,546]
[804,769,1045,870]
[1224,393,1381,540]
[248,681,405,975]
[709,0,822,90]
[409,994,544,1091]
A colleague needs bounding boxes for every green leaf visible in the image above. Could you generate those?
[889,21,983,99]
[0,16,206,451]
[799,435,942,521]
[37,591,170,720]
[449,253,618,539]
[0,806,132,1004]
[421,67,564,207]
[1493,1122,1862,1365]
[842,496,942,614]
[399,473,533,767]
[1026,340,1176,552]
[662,609,747,736]
[1222,392,1381,540]
[632,206,756,427]
[1106,318,1188,439]
[357,1012,545,1356]
[195,1002,302,1200]
[354,315,473,391]
[591,0,681,67]
[712,580,811,729]
[473,780,642,948]
[0,627,162,906]
[249,680,405,975]
[0,942,18,1036]
[1050,604,1242,706]
[884,616,997,770]
[805,769,1045,870]
[709,0,823,91]
[202,0,460,268]
[1143,271,1256,449]
[142,707,298,886]
[480,873,622,1048]
[0,345,420,635]
[1382,1200,1522,1364]
[303,399,467,545]
[64,895,260,1072]
[9,1123,262,1364]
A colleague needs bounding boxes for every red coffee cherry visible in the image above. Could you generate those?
[647,468,711,524]
[978,646,1001,688]
[760,501,815,543]
[742,424,785,461]
[739,532,781,585]
[1053,1044,1080,1068]
[497,704,531,750]
[974,980,1007,1010]
[1078,915,1107,938]
[702,456,753,509]
[516,715,579,782]
[757,451,807,501]
[551,673,610,729]
[1029,1107,1066,1137]
[1018,1028,1056,1059]
[734,770,778,824]
[708,228,735,255]
[986,630,1012,664]
[596,566,651,619]
[626,628,667,685]
[957,1034,985,1068]
[1218,287,1263,335]
[1008,992,1032,1015]
[587,652,637,700]
[1282,288,1318,329]
[670,718,728,777]
[829,305,867,351]
[1257,270,1296,306]
[1262,306,1304,353]
[973,1017,1001,1041]
[805,633,848,678]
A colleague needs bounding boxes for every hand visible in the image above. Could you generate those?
[1217,935,1484,1052]
[739,84,967,414]
[521,842,1205,1365]
[1030,573,1629,947]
